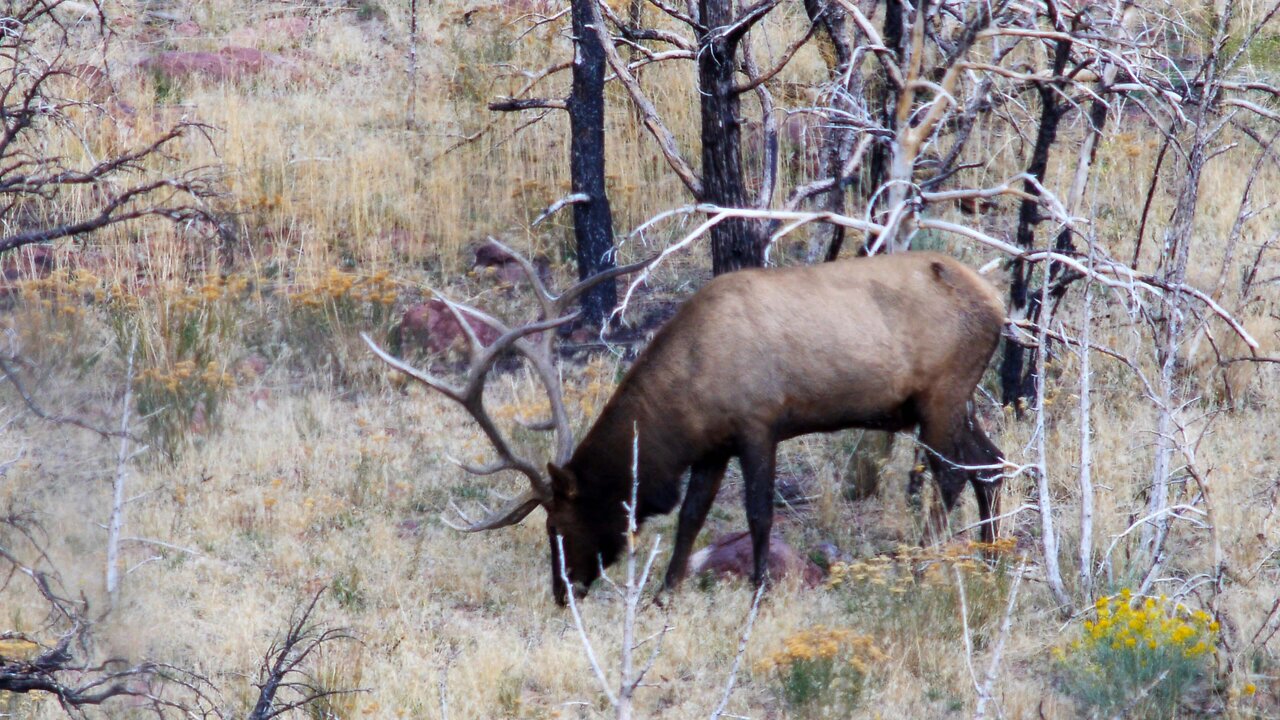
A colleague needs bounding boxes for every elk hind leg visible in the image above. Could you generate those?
[959,412,1004,544]
[738,434,778,588]
[919,417,969,547]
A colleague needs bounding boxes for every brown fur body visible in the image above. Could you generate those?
[546,252,1007,604]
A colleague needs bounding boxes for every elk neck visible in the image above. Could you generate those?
[564,383,689,526]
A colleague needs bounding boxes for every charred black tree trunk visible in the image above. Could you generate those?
[699,0,765,275]
[862,0,906,252]
[806,0,858,262]
[569,0,618,324]
[999,35,1071,411]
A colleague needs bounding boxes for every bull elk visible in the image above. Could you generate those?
[365,245,1007,606]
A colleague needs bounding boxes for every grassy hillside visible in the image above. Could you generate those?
[3,0,1280,717]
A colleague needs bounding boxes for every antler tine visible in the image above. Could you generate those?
[518,335,577,465]
[460,311,582,400]
[361,333,466,403]
[443,316,576,501]
[365,271,589,532]
[433,292,511,367]
[483,239,657,320]
[553,254,659,316]
[444,453,518,476]
[450,387,552,495]
[484,238,559,319]
[444,491,544,532]
[366,328,553,499]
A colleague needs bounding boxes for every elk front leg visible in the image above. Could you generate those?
[739,435,778,588]
[664,453,731,590]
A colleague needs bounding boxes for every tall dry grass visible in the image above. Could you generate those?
[3,0,1280,717]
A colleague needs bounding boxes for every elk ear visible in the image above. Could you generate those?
[547,463,578,500]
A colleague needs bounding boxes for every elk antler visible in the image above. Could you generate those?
[363,242,655,531]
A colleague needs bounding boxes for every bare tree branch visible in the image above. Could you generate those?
[248,587,365,720]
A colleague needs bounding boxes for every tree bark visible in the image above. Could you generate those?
[699,0,765,275]
[998,35,1071,410]
[863,0,906,250]
[406,0,419,129]
[105,337,137,604]
[805,0,858,262]
[1142,136,1203,557]
[569,0,619,324]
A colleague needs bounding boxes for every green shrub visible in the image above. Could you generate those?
[1056,589,1219,718]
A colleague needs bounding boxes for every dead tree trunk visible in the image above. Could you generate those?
[863,0,906,251]
[1142,127,1204,560]
[569,0,620,324]
[999,31,1071,410]
[406,0,419,129]
[806,0,859,262]
[699,0,765,275]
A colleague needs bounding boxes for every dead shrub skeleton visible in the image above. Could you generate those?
[0,2,223,260]
[445,0,1280,630]
[3,0,1280,713]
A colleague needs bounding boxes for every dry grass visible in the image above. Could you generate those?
[3,0,1280,717]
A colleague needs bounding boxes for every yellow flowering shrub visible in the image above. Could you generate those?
[281,267,401,385]
[1057,589,1219,717]
[755,627,885,714]
[14,269,118,352]
[122,274,258,454]
[287,268,399,311]
[10,266,261,453]
[826,539,1018,645]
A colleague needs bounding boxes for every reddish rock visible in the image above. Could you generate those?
[808,542,850,568]
[229,16,311,46]
[109,98,138,122]
[399,299,502,355]
[140,51,235,82]
[1,246,55,296]
[2,246,55,280]
[688,531,825,588]
[174,20,201,37]
[567,326,596,344]
[218,46,271,73]
[65,63,111,100]
[138,46,300,83]
[494,263,525,284]
[396,518,423,539]
[473,239,518,268]
[472,239,550,285]
[385,228,419,257]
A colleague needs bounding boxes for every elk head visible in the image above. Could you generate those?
[363,241,651,606]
